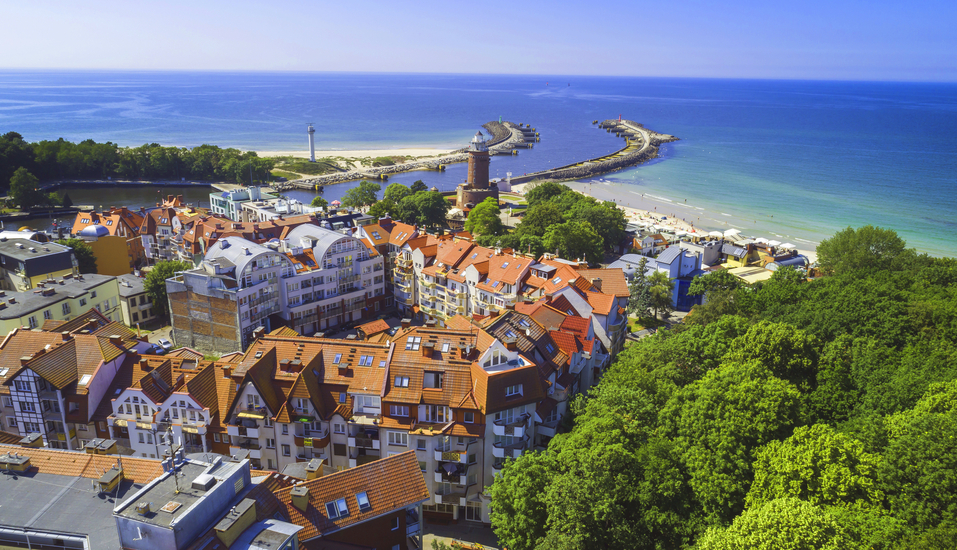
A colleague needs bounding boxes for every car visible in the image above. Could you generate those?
[150,343,167,355]
[157,338,173,351]
[387,326,400,336]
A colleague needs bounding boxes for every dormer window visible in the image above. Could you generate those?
[394,376,410,388]
[423,372,443,389]
[339,392,346,403]
[505,384,523,397]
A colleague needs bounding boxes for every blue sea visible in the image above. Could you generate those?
[1,71,955,257]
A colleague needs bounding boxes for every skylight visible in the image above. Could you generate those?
[441,342,450,353]
[552,277,562,284]
[79,374,92,386]
[502,262,509,268]
[333,353,342,364]
[372,231,381,240]
[339,392,346,403]
[505,330,516,338]
[379,360,386,368]
[356,491,371,512]
[0,368,8,376]
[358,355,374,367]
[325,498,349,519]
[491,281,499,288]
[405,336,421,351]
[519,318,531,327]
[516,263,522,269]
[471,253,478,259]
[545,343,555,353]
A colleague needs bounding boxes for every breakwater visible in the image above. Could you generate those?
[510,119,678,185]
[277,121,537,190]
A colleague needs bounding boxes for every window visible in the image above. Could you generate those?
[387,431,408,446]
[423,372,443,389]
[358,355,374,367]
[418,460,427,472]
[545,343,555,354]
[282,424,288,435]
[334,443,346,456]
[394,376,409,388]
[91,291,97,299]
[138,432,145,443]
[356,491,371,512]
[79,298,86,306]
[441,342,450,353]
[13,380,30,392]
[334,423,345,434]
[506,384,522,397]
[355,395,380,413]
[464,412,475,424]
[19,401,36,413]
[416,438,427,451]
[405,336,421,351]
[213,433,221,442]
[132,312,139,322]
[43,310,52,320]
[339,392,346,404]
[333,353,342,364]
[9,417,17,428]
[390,405,409,417]
[28,316,37,329]
[282,444,290,456]
[266,438,275,449]
[325,498,349,519]
[544,407,559,423]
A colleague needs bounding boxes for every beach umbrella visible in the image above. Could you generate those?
[767,240,782,247]
[709,231,723,237]
[755,237,769,243]
[724,228,741,237]
[676,230,688,236]
[331,200,341,206]
[781,242,796,249]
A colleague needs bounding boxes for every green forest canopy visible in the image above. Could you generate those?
[0,131,275,184]
[489,226,957,550]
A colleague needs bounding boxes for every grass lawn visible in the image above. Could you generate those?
[628,315,667,332]
[271,170,302,180]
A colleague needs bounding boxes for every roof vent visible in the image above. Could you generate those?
[135,502,152,516]
[191,473,217,491]
[290,485,309,513]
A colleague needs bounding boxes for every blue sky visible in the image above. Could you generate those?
[3,0,955,81]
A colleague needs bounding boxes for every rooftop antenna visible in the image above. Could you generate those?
[168,424,184,494]
[307,123,316,163]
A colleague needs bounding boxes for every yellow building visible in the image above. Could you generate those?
[0,238,77,292]
[84,234,132,276]
[0,274,122,333]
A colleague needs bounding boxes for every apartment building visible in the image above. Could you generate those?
[168,225,386,354]
[116,273,158,326]
[240,196,323,222]
[140,206,181,263]
[72,205,148,270]
[0,314,149,449]
[0,273,122,334]
[0,238,78,292]
[210,186,276,220]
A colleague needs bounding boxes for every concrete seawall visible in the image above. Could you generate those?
[510,119,678,185]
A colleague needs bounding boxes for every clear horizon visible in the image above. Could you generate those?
[2,0,955,83]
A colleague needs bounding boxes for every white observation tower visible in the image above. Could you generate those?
[307,123,316,162]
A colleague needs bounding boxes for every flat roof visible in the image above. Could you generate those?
[116,274,146,298]
[0,238,72,262]
[0,274,116,320]
[0,470,145,549]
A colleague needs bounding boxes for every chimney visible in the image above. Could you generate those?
[109,335,122,346]
[290,485,310,513]
[425,319,436,328]
[61,331,72,341]
[305,458,325,480]
[401,318,411,329]
[214,499,258,547]
[252,326,265,341]
[591,277,603,291]
[422,342,434,358]
[504,337,517,351]
[223,365,232,378]
[19,356,31,365]
[0,452,31,473]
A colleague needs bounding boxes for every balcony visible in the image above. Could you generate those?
[433,490,467,507]
[536,419,561,438]
[434,447,467,464]
[239,426,259,438]
[492,436,528,458]
[348,435,380,450]
[493,413,529,437]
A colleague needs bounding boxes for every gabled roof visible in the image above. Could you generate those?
[272,450,429,542]
[470,361,547,414]
[574,268,630,297]
[0,444,163,483]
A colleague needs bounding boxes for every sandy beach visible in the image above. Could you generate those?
[512,180,818,263]
[256,147,456,159]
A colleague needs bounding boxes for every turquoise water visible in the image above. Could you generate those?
[1,72,955,256]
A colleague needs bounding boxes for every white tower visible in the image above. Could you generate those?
[307,123,316,162]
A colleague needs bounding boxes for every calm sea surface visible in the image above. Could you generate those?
[1,71,955,256]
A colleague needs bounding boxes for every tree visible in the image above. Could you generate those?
[9,167,44,210]
[647,270,675,320]
[524,181,570,207]
[310,196,328,209]
[340,180,381,210]
[57,238,97,274]
[746,424,884,509]
[817,225,910,275]
[382,182,412,204]
[659,362,804,523]
[688,269,741,296]
[463,197,504,236]
[489,452,555,550]
[517,202,565,238]
[398,191,449,230]
[144,260,192,318]
[697,498,859,550]
[569,202,626,251]
[627,257,652,318]
[543,220,603,265]
[726,321,820,390]
[409,180,428,193]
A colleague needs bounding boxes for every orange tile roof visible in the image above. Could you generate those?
[574,268,630,297]
[0,444,163,483]
[388,222,418,247]
[272,450,429,542]
[486,253,529,285]
[356,319,390,338]
[470,362,547,414]
[71,207,144,239]
[0,430,21,445]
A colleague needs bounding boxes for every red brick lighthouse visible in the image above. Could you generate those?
[456,131,498,210]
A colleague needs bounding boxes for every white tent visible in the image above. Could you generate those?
[755,237,769,243]
[709,231,724,237]
[781,242,796,249]
[767,240,782,247]
[724,228,741,237]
